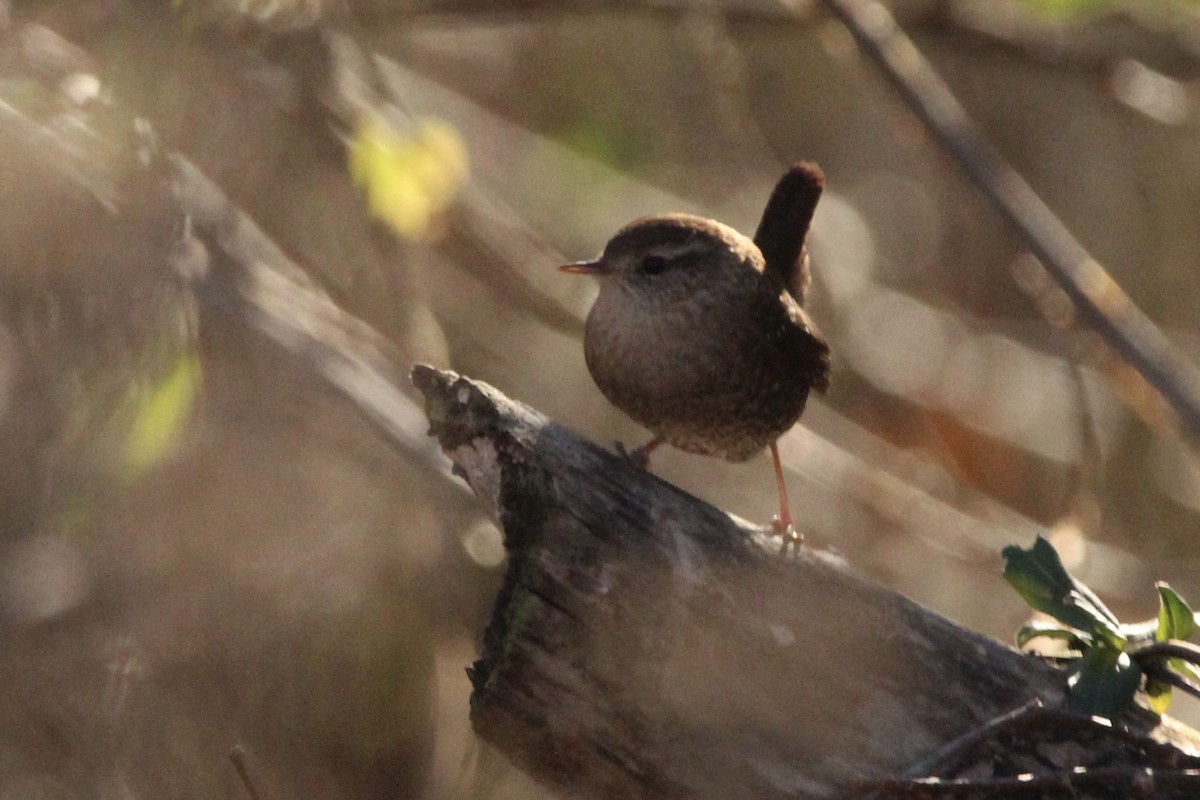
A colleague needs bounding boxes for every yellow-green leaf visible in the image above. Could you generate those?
[1156,582,1196,642]
[125,352,201,473]
[1146,678,1172,715]
[348,115,468,241]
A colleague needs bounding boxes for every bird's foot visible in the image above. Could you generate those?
[773,517,804,555]
[615,437,661,470]
[615,441,651,470]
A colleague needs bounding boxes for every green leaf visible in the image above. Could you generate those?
[1156,583,1196,642]
[1003,536,1124,647]
[1016,621,1088,652]
[1146,677,1172,716]
[1066,647,1142,719]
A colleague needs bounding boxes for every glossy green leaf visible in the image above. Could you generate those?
[1156,583,1196,642]
[1003,536,1124,647]
[1066,647,1142,719]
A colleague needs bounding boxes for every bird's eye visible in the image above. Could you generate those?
[640,255,668,275]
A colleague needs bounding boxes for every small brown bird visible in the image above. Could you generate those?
[560,163,831,535]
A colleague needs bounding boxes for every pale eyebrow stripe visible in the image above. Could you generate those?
[650,242,703,261]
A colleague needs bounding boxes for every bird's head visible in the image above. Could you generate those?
[560,214,762,307]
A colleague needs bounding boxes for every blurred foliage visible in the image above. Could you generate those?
[1017,0,1122,16]
[1005,537,1200,717]
[348,114,468,241]
[123,350,201,475]
[1017,0,1200,18]
[5,1,1200,797]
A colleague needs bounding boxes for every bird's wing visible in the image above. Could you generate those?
[780,292,832,394]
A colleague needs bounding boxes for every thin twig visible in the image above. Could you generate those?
[857,765,1200,797]
[857,698,1200,798]
[1131,639,1200,702]
[1145,667,1200,704]
[896,699,1045,780]
[229,746,265,800]
[1128,639,1200,666]
[817,0,1200,440]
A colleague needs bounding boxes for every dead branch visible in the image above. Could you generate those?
[412,365,1200,799]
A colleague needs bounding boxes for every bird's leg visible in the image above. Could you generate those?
[770,441,802,552]
[615,436,663,470]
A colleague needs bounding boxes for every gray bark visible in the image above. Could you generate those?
[410,365,1200,799]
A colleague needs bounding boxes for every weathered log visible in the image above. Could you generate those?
[411,364,1199,799]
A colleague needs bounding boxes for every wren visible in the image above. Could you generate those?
[560,163,831,537]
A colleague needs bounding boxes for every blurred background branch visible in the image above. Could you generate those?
[822,0,1200,439]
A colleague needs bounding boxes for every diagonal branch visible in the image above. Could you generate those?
[818,0,1200,439]
[411,365,1200,799]
[411,364,1169,799]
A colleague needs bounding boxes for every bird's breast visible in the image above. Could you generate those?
[582,281,815,460]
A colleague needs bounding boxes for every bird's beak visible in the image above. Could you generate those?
[559,259,608,275]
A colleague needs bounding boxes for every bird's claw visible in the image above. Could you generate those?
[773,517,803,555]
[615,441,652,470]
